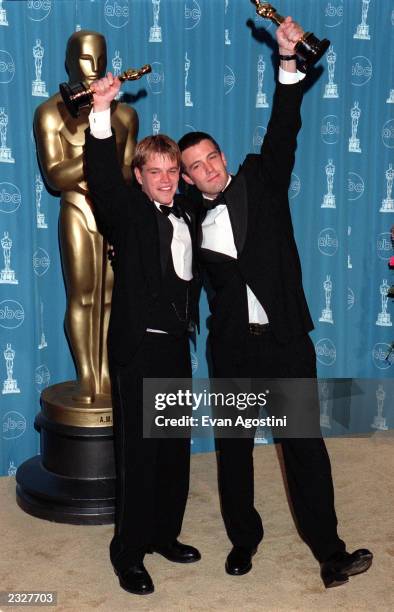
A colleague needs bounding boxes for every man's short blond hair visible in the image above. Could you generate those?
[132,134,181,170]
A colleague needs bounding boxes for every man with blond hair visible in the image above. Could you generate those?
[84,74,200,596]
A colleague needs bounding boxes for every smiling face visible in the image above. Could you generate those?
[134,153,180,205]
[181,138,229,198]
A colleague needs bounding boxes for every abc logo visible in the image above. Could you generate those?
[0,50,15,84]
[376,232,393,261]
[321,115,340,145]
[324,2,344,28]
[0,300,25,329]
[27,0,51,21]
[0,183,22,214]
[2,411,26,440]
[315,338,337,366]
[289,173,301,200]
[382,119,394,149]
[33,248,50,276]
[185,0,201,30]
[224,65,235,96]
[104,0,129,29]
[372,343,391,370]
[347,172,364,201]
[147,62,165,95]
[351,56,373,87]
[318,228,339,257]
[35,364,50,392]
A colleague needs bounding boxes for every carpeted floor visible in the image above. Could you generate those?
[1,435,393,611]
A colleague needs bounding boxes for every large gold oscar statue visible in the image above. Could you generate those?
[16,31,140,524]
[35,30,137,410]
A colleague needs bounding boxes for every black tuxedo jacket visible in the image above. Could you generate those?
[84,130,200,366]
[193,81,314,345]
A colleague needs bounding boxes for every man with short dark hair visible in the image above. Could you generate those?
[179,16,372,588]
[85,74,200,596]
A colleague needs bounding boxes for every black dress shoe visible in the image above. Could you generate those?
[225,546,257,576]
[320,548,373,588]
[152,540,201,563]
[115,563,154,595]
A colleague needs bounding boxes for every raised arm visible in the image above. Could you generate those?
[84,73,133,240]
[260,17,304,190]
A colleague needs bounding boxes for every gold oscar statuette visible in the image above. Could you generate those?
[15,31,141,525]
[60,64,152,118]
[252,1,330,72]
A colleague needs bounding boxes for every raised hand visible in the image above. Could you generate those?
[91,72,122,112]
[276,16,304,56]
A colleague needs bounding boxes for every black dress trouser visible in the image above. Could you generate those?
[109,332,192,572]
[211,330,346,563]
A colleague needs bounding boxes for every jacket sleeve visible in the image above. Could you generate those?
[84,128,132,242]
[260,81,304,191]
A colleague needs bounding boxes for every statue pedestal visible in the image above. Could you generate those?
[354,24,370,40]
[376,312,392,327]
[324,83,338,99]
[319,308,334,324]
[322,194,336,209]
[380,198,394,213]
[16,381,115,525]
[32,80,49,97]
[256,92,268,108]
[149,26,162,42]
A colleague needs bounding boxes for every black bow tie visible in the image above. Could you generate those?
[202,192,227,211]
[160,203,182,219]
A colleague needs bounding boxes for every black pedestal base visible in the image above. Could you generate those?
[16,456,115,524]
[16,412,116,525]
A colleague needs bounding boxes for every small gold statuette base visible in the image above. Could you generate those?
[59,63,152,118]
[253,1,330,71]
[41,381,112,428]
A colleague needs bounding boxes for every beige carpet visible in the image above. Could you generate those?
[1,436,393,612]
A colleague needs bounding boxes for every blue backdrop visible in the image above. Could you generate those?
[0,0,393,475]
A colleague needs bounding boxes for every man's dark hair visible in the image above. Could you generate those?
[178,131,221,156]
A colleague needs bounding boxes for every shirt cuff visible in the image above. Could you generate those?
[89,107,112,139]
[278,66,306,84]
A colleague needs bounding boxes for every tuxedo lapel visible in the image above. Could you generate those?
[224,169,248,255]
[156,209,173,275]
[137,196,162,295]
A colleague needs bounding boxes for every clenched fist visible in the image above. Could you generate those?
[91,72,122,112]
[276,16,304,56]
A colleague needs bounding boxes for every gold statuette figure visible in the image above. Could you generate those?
[252,1,330,71]
[60,64,151,118]
[34,30,139,408]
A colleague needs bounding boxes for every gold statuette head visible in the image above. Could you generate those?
[254,1,277,20]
